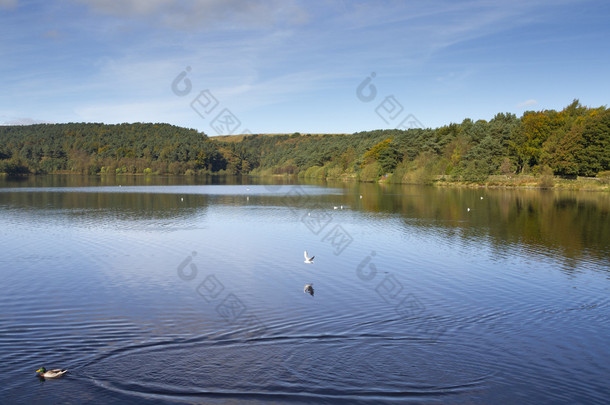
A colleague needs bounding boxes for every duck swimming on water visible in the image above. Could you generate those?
[36,367,67,379]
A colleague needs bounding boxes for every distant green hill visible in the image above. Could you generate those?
[0,122,226,175]
[211,100,610,182]
[1,101,609,182]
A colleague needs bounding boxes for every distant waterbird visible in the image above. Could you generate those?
[304,283,314,296]
[304,251,315,263]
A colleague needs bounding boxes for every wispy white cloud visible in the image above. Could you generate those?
[517,99,538,108]
[73,0,309,30]
[74,0,173,16]
[2,0,608,132]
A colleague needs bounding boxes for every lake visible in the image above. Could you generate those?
[0,175,608,404]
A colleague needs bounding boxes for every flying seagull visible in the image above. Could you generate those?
[304,251,315,264]
[304,284,314,296]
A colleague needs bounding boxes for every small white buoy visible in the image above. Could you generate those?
[340,205,343,209]
[334,206,338,210]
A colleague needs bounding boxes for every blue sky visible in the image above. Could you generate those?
[1,0,609,135]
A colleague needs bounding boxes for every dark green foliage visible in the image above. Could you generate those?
[574,109,610,176]
[1,101,608,181]
[0,123,226,175]
[0,159,29,175]
[221,101,607,181]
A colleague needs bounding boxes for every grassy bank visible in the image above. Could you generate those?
[431,175,610,191]
[248,171,610,192]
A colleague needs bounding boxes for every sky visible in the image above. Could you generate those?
[1,0,609,135]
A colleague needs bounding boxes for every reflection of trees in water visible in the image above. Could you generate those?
[0,191,209,222]
[1,177,607,270]
[352,184,610,271]
[291,181,609,270]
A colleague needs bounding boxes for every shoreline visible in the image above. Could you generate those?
[2,172,609,192]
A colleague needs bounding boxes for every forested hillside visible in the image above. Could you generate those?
[0,123,226,175]
[217,100,610,182]
[1,101,609,183]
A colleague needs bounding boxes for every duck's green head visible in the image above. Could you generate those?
[36,367,46,373]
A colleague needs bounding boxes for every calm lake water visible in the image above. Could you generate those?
[1,175,608,404]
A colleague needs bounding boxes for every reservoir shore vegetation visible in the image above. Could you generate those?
[1,100,609,190]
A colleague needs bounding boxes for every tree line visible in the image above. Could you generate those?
[0,122,226,176]
[217,100,609,182]
[1,100,608,182]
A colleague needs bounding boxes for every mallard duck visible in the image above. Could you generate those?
[36,367,67,379]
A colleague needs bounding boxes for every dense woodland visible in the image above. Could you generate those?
[1,101,609,183]
[0,123,225,176]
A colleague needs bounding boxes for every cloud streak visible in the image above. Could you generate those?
[74,0,309,30]
[2,1,608,133]
[517,99,538,108]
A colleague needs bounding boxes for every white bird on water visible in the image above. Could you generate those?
[304,251,315,263]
